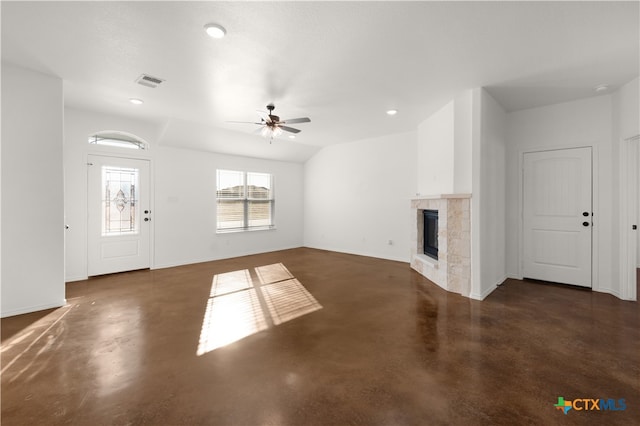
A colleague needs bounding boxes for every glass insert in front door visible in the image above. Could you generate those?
[102,166,139,236]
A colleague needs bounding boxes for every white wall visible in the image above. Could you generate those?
[610,77,640,268]
[417,101,454,195]
[64,108,304,280]
[1,63,65,317]
[453,91,473,194]
[417,92,474,196]
[154,146,304,268]
[613,77,639,141]
[506,95,614,294]
[473,89,507,299]
[304,131,416,262]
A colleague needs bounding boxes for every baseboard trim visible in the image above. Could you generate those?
[152,245,306,270]
[302,244,410,264]
[470,275,507,301]
[593,286,622,299]
[65,275,88,283]
[1,299,67,318]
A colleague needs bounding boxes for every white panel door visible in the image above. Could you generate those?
[88,155,151,276]
[523,147,592,287]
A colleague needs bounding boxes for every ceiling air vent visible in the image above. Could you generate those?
[135,74,165,88]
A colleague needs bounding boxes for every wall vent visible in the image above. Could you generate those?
[135,74,165,88]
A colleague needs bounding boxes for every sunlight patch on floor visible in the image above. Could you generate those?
[197,263,322,355]
[209,269,253,297]
[255,263,293,285]
[262,279,323,325]
[196,289,268,355]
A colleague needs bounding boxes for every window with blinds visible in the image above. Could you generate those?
[216,169,274,232]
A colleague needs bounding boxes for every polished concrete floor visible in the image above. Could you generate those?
[2,248,639,425]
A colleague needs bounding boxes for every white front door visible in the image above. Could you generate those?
[523,147,592,287]
[88,155,151,276]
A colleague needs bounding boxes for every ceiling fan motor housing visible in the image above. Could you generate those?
[266,104,279,123]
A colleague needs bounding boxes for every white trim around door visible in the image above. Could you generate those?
[619,135,639,301]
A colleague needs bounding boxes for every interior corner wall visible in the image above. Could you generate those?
[153,147,304,268]
[417,101,454,195]
[303,131,416,262]
[473,89,507,299]
[506,95,614,295]
[1,63,65,317]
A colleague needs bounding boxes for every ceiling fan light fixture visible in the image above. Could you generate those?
[204,23,226,39]
[261,126,282,138]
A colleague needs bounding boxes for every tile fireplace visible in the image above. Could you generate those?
[410,194,471,296]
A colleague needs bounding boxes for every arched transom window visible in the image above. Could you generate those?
[88,131,148,150]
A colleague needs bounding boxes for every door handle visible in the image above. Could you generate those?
[582,212,589,217]
[582,221,590,227]
[144,217,150,222]
[144,210,151,214]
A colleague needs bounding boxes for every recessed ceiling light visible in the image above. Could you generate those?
[386,109,398,116]
[289,135,296,139]
[204,23,226,39]
[594,84,609,93]
[129,98,144,105]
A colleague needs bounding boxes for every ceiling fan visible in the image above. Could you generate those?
[229,103,311,142]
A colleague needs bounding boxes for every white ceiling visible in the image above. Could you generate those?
[2,1,638,162]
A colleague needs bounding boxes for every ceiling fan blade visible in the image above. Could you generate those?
[282,117,311,124]
[252,126,265,135]
[226,121,263,124]
[256,110,272,123]
[279,125,301,134]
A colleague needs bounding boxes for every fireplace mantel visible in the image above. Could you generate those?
[410,194,471,297]
[412,193,471,200]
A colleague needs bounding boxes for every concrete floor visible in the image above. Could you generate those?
[1,248,639,425]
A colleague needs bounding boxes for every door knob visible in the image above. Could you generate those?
[582,212,589,217]
[582,221,589,227]
[144,210,150,214]
[144,218,150,222]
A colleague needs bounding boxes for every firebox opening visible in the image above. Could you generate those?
[423,210,438,260]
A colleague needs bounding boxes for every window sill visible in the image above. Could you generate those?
[216,226,276,234]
